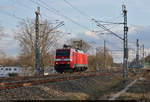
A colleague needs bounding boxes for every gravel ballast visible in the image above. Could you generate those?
[0,71,138,100]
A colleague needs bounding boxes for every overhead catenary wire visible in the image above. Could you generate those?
[107,40,137,52]
[93,19,123,40]
[12,0,35,10]
[8,0,67,32]
[0,0,140,64]
[12,0,58,22]
[12,0,72,35]
[10,0,91,31]
[0,9,24,20]
[63,0,123,25]
[32,0,125,47]
[11,0,73,49]
[63,0,124,42]
[29,0,91,31]
[94,23,123,35]
[63,0,128,54]
[61,0,137,64]
[12,1,137,54]
[63,0,92,20]
[96,20,123,25]
[2,1,65,52]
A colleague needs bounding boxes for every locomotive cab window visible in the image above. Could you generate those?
[56,50,70,56]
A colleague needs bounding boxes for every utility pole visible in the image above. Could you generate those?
[136,39,139,67]
[80,40,83,50]
[35,6,41,75]
[122,4,128,80]
[92,4,129,80]
[104,40,106,70]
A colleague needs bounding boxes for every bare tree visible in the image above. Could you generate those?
[0,52,6,66]
[0,24,5,61]
[87,47,113,71]
[15,18,61,69]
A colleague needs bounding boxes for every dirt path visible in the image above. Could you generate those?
[116,71,150,100]
[103,70,150,100]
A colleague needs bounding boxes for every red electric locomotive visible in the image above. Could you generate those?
[54,48,88,73]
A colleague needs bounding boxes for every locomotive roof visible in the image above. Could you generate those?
[56,48,84,54]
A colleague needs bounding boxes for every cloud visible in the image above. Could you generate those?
[128,25,142,34]
[84,31,99,39]
[128,25,150,48]
[0,32,20,57]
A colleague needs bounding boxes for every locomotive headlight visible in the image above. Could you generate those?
[56,62,58,64]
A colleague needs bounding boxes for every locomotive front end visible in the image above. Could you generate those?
[54,49,73,73]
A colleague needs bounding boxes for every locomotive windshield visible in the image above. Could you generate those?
[56,50,70,56]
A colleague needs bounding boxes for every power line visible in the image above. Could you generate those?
[63,0,124,41]
[63,0,92,19]
[11,0,71,46]
[12,0,66,28]
[32,0,124,42]
[12,0,34,10]
[12,0,88,31]
[63,0,123,25]
[29,0,91,31]
[92,19,123,40]
[40,0,91,31]
[0,10,23,20]
[13,0,54,20]
[96,20,123,25]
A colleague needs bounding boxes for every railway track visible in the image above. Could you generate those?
[0,69,121,82]
[0,69,121,92]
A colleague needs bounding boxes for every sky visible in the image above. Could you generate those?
[0,0,150,63]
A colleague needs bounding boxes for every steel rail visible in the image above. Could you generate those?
[0,69,121,82]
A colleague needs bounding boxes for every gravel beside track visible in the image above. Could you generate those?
[0,68,141,100]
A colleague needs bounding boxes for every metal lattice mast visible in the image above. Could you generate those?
[92,4,129,80]
[35,7,41,75]
[122,4,128,79]
[136,39,139,66]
